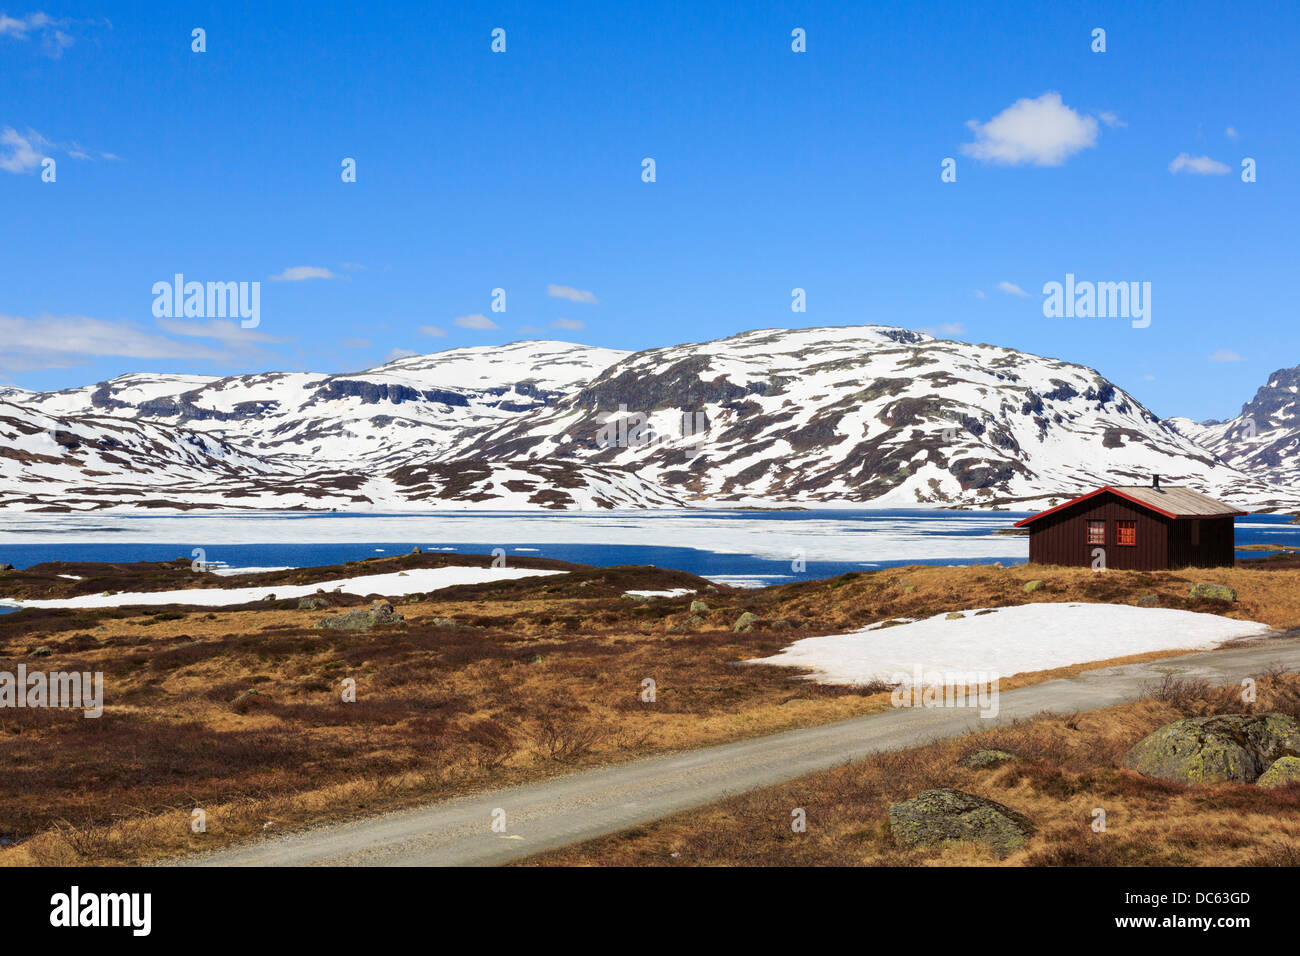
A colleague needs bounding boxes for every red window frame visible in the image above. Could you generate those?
[1116,520,1137,546]
[1086,520,1105,545]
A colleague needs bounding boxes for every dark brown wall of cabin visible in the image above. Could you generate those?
[1027,494,1170,570]
[1165,515,1236,569]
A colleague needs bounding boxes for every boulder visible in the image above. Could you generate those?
[316,600,405,631]
[411,546,422,554]
[1189,583,1236,602]
[732,611,761,633]
[958,749,1019,770]
[944,611,965,620]
[1256,756,1300,789]
[1022,580,1044,594]
[0,563,13,571]
[1136,593,1159,607]
[1122,714,1300,784]
[689,599,709,613]
[888,788,1032,855]
[685,615,705,627]
[297,596,331,610]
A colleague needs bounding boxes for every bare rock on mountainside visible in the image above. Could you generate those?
[1122,714,1300,785]
[887,788,1033,855]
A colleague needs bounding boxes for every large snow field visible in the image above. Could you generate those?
[748,603,1274,685]
[0,566,562,610]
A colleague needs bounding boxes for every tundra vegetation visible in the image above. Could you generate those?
[1,551,1299,866]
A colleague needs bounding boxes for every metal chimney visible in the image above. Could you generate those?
[1152,474,1160,489]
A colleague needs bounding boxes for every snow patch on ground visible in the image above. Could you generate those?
[748,603,1274,685]
[0,566,562,610]
[623,588,695,599]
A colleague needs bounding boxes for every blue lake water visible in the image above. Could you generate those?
[0,512,1294,597]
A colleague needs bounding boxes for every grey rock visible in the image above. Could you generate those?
[316,600,405,631]
[1122,714,1300,784]
[888,788,1032,855]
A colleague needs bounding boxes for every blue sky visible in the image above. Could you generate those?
[1,0,1296,421]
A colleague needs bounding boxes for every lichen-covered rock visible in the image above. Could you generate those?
[888,788,1032,854]
[945,611,965,620]
[958,749,1019,770]
[1256,756,1300,789]
[733,611,761,632]
[1122,714,1300,784]
[1022,580,1044,594]
[689,599,709,613]
[316,600,405,631]
[298,596,331,610]
[1136,593,1158,607]
[1189,583,1236,602]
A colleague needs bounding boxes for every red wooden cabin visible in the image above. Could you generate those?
[1013,477,1245,570]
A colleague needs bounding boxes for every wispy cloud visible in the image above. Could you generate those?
[997,281,1030,297]
[0,12,76,57]
[0,313,257,370]
[961,92,1100,166]
[1169,153,1230,175]
[0,126,118,174]
[269,266,336,281]
[547,284,599,305]
[1225,126,1239,140]
[418,325,447,338]
[384,348,418,362]
[550,317,584,331]
[973,289,986,299]
[920,322,966,337]
[1208,349,1245,363]
[1097,111,1126,128]
[453,313,500,330]
[155,318,290,345]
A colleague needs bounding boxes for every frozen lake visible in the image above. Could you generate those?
[0,509,1293,590]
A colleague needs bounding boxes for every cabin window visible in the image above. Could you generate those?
[1086,520,1105,545]
[1116,520,1137,546]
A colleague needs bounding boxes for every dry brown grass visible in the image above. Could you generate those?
[522,673,1300,867]
[2,554,1298,866]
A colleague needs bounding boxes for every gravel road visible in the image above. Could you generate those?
[176,634,1300,867]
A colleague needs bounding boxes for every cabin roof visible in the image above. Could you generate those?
[1013,485,1248,527]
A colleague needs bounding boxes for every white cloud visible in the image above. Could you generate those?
[550,317,584,331]
[1225,126,1239,140]
[920,322,966,337]
[0,12,75,56]
[155,318,290,345]
[547,284,599,305]
[0,313,229,370]
[1208,349,1245,363]
[973,289,986,299]
[1097,111,1127,128]
[454,313,500,330]
[961,92,1100,166]
[384,348,418,362]
[997,281,1030,297]
[1169,153,1230,175]
[269,266,336,282]
[0,127,50,173]
[418,325,447,338]
[0,126,115,174]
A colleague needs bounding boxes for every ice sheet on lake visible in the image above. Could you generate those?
[0,510,1029,565]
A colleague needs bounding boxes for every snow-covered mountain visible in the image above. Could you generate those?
[1167,363,1300,492]
[463,326,1294,509]
[2,327,1295,512]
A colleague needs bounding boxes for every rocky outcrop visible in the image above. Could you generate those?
[888,788,1032,854]
[1122,714,1300,784]
[316,600,405,631]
